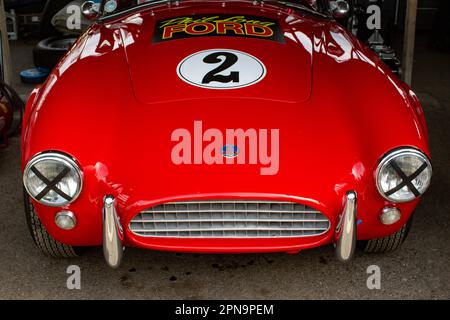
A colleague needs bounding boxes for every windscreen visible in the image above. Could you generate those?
[100,0,321,17]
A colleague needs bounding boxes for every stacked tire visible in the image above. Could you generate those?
[33,0,80,70]
[33,36,77,69]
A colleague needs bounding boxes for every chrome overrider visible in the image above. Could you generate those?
[103,195,124,268]
[335,191,357,262]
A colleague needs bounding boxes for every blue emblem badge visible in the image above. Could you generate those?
[221,144,239,158]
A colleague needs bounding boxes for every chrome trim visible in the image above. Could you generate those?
[99,0,331,21]
[103,196,123,268]
[375,148,432,203]
[132,219,328,223]
[131,227,328,233]
[129,200,330,238]
[141,209,322,214]
[98,0,170,21]
[335,191,357,263]
[144,200,313,205]
[330,0,350,19]
[54,211,77,230]
[23,152,83,207]
[380,207,401,225]
[81,1,100,20]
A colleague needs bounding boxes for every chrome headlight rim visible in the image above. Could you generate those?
[376,147,432,203]
[23,151,83,207]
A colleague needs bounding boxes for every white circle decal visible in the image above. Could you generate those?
[177,49,266,89]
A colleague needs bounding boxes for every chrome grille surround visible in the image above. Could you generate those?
[129,200,330,238]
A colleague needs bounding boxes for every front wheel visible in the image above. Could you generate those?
[358,217,413,253]
[24,190,82,258]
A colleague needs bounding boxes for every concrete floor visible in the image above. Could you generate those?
[0,36,449,299]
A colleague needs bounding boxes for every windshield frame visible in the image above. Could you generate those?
[98,0,331,21]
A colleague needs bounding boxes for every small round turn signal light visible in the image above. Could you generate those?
[380,207,401,225]
[55,211,77,230]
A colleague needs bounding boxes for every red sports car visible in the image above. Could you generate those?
[21,0,432,268]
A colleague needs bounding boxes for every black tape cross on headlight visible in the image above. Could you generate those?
[31,166,73,201]
[385,161,428,197]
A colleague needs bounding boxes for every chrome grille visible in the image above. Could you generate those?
[129,200,330,238]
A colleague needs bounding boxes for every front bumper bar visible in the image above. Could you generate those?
[101,192,358,267]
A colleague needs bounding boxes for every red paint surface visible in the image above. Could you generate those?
[22,1,430,252]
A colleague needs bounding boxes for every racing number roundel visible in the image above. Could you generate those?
[177,49,266,89]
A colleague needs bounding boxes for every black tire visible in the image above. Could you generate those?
[24,190,81,258]
[358,217,413,253]
[33,36,77,69]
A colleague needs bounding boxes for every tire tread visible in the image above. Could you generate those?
[24,192,78,258]
[361,219,412,253]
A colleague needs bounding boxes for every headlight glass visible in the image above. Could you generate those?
[24,153,82,207]
[376,148,432,203]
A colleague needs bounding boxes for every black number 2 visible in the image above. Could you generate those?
[202,52,240,84]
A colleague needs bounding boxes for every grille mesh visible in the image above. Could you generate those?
[129,200,330,238]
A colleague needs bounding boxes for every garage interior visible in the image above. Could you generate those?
[0,0,449,299]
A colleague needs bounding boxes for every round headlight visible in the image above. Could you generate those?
[23,152,83,207]
[376,148,432,203]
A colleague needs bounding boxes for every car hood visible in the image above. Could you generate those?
[23,1,429,211]
[116,2,315,104]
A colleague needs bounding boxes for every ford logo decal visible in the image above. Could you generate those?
[221,144,240,158]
